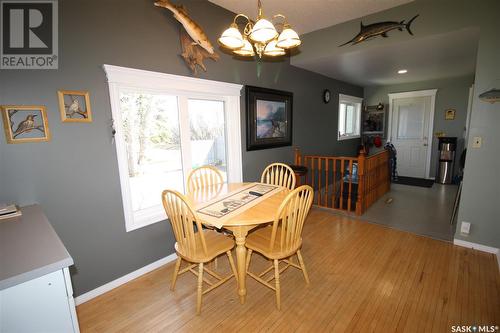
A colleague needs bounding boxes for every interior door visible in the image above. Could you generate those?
[391,96,431,178]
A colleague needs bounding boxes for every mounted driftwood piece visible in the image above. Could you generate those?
[179,29,219,74]
[154,0,219,74]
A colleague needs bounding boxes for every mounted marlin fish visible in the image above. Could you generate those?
[154,0,215,55]
[339,15,419,47]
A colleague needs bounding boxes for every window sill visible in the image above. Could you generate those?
[338,135,360,141]
[125,208,166,232]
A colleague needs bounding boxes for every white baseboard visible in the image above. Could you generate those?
[453,238,500,271]
[74,253,177,306]
[453,239,498,253]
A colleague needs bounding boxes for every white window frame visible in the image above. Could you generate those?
[103,64,243,232]
[338,94,363,141]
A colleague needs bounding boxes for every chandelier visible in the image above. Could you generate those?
[218,0,301,58]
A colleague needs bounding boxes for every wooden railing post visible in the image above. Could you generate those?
[384,148,391,192]
[294,146,302,166]
[356,149,366,215]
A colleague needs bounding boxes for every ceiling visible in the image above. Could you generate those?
[291,27,480,86]
[209,0,414,35]
[209,0,479,87]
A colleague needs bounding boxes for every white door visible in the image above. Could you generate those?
[464,84,474,145]
[390,96,432,178]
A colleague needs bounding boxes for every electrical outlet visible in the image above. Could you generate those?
[472,136,482,148]
[460,221,471,235]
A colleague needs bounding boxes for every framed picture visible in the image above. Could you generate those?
[246,86,293,151]
[1,105,51,144]
[363,104,385,136]
[445,108,456,120]
[58,90,92,122]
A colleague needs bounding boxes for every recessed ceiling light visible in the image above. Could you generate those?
[398,69,408,74]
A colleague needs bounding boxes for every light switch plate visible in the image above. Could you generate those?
[472,136,482,148]
[460,221,471,235]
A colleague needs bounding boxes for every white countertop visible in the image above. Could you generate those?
[0,205,74,290]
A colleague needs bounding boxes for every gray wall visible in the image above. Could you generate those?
[454,2,500,248]
[364,75,474,177]
[298,0,500,249]
[0,0,362,296]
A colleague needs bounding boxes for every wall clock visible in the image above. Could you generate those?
[323,89,331,103]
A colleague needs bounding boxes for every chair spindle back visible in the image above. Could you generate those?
[261,163,296,190]
[162,189,207,258]
[187,165,224,192]
[269,185,313,254]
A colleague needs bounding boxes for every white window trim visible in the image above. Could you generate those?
[103,64,243,232]
[338,94,363,141]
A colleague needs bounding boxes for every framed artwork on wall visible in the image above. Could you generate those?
[445,108,456,120]
[1,105,51,144]
[58,90,92,122]
[363,104,386,136]
[246,85,293,151]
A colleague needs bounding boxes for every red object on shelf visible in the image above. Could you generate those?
[373,136,382,148]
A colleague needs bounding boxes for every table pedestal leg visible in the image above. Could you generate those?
[233,228,249,304]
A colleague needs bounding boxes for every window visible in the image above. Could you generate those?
[338,94,362,140]
[104,65,243,231]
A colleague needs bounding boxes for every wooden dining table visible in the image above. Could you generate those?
[186,182,289,304]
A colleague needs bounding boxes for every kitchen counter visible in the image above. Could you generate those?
[0,204,74,290]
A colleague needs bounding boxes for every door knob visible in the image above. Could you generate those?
[423,143,428,146]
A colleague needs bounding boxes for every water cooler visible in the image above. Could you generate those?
[437,137,457,184]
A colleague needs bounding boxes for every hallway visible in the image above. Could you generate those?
[360,183,458,241]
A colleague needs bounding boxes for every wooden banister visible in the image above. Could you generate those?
[294,147,302,165]
[356,149,366,215]
[295,147,390,215]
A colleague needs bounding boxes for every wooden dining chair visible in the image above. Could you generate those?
[245,185,313,310]
[261,163,296,190]
[162,189,238,314]
[187,165,224,192]
[186,165,225,269]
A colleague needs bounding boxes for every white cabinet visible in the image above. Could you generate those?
[0,205,80,332]
[0,267,79,333]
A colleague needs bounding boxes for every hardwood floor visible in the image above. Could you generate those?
[77,208,500,332]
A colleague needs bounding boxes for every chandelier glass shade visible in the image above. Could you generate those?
[218,0,301,58]
[249,18,278,43]
[276,25,301,49]
[218,23,244,49]
[264,39,285,56]
[233,37,255,56]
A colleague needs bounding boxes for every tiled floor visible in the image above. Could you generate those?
[360,183,458,241]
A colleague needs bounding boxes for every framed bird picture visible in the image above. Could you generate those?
[57,90,92,122]
[1,105,51,144]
